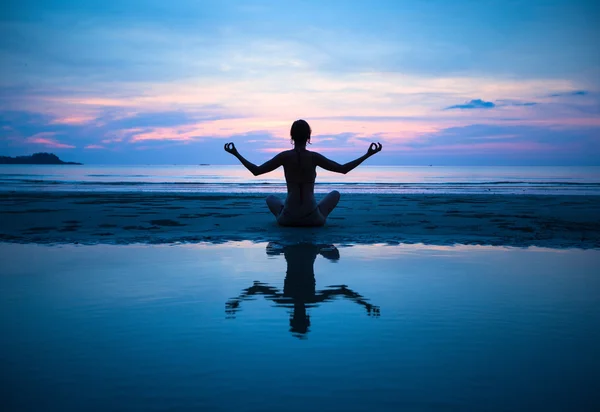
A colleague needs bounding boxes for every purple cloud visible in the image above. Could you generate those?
[446,98,540,110]
[445,99,496,110]
[549,90,588,97]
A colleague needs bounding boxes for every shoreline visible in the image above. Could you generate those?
[1,192,599,248]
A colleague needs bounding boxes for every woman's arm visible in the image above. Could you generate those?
[315,142,382,174]
[224,142,282,176]
[226,282,283,316]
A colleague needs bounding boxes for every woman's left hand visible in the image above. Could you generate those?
[367,142,382,156]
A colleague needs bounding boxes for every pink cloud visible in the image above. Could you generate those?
[259,146,375,154]
[4,71,596,160]
[25,132,75,149]
[129,128,193,142]
[50,116,97,125]
[46,96,135,107]
[122,117,442,146]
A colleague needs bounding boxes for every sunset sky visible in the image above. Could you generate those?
[1,0,598,165]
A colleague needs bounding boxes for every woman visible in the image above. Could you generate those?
[224,119,382,226]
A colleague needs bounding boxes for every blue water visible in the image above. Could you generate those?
[1,165,599,194]
[1,242,599,412]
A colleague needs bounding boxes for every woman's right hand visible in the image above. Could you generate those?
[224,142,238,156]
[367,142,382,156]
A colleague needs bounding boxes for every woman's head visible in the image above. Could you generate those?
[290,119,311,145]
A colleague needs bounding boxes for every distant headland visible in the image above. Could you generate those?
[0,153,82,165]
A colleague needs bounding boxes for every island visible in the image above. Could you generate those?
[0,153,82,165]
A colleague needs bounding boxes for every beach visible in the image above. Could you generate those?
[1,191,599,248]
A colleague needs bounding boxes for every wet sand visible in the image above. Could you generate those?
[1,192,598,247]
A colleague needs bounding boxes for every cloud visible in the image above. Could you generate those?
[313,115,426,122]
[84,144,104,149]
[26,132,75,149]
[445,99,496,110]
[406,123,600,154]
[0,6,598,168]
[501,101,538,107]
[96,110,230,129]
[3,0,598,85]
[50,116,98,125]
[445,98,541,110]
[549,90,588,97]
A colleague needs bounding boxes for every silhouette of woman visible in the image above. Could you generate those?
[226,243,380,338]
[224,119,382,226]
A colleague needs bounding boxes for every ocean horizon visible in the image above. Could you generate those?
[2,165,600,195]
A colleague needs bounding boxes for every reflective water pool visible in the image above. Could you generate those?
[1,243,599,411]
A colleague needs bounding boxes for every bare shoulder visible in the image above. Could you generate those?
[278,149,296,159]
[275,149,294,164]
[309,150,326,162]
[303,150,324,163]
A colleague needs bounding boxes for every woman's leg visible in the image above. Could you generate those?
[317,190,340,218]
[266,195,284,217]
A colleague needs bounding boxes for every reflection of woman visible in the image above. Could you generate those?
[226,243,380,337]
[224,119,382,226]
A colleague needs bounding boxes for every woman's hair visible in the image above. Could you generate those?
[290,119,311,145]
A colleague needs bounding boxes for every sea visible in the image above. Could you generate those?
[1,164,599,195]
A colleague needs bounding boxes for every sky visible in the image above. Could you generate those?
[0,0,599,165]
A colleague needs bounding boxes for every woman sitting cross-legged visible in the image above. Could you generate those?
[224,119,382,226]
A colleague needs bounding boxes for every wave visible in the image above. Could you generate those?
[85,174,151,177]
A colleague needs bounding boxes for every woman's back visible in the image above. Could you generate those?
[280,149,318,216]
